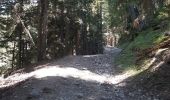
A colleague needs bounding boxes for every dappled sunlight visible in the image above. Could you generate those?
[0,47,124,89]
[33,66,107,83]
[0,65,139,88]
[0,73,33,88]
[33,65,136,85]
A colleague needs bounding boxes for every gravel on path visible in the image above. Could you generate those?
[0,47,156,100]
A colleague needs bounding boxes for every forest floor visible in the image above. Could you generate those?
[0,47,159,100]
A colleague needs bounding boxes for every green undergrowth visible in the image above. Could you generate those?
[116,29,167,71]
[116,7,170,71]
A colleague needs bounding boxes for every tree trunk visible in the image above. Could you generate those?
[37,0,48,61]
[141,0,154,24]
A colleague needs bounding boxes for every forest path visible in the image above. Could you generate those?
[0,47,147,100]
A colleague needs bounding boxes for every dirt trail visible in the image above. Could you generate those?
[0,47,156,100]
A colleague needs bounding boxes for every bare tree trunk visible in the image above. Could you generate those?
[16,0,23,68]
[12,41,16,69]
[114,34,117,47]
[38,0,48,61]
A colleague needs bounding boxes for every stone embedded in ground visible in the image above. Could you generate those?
[42,87,53,94]
[76,93,84,99]
[73,82,80,87]
[27,89,41,99]
[100,96,113,100]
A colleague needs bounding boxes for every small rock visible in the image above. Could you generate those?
[128,92,134,97]
[100,96,113,100]
[27,89,41,99]
[74,83,80,87]
[82,68,87,70]
[14,95,18,98]
[164,31,170,36]
[76,93,83,99]
[39,98,45,100]
[42,87,53,94]
[23,85,28,88]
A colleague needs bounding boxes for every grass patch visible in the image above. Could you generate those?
[129,30,165,49]
[116,29,167,69]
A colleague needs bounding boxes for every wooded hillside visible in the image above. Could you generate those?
[0,0,105,74]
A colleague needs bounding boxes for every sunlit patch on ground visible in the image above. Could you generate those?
[0,47,133,89]
[0,65,139,88]
[34,66,138,85]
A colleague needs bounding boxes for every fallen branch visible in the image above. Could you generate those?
[19,17,35,46]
